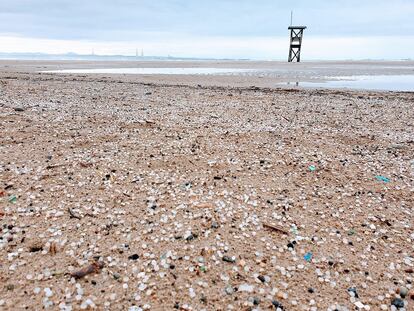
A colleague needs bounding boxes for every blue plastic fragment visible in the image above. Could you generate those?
[375,175,390,183]
[304,252,313,262]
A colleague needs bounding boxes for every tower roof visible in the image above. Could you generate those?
[288,26,307,30]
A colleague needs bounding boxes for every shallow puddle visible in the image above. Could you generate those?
[282,75,414,92]
[45,68,414,91]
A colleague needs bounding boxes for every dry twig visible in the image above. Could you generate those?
[263,223,289,235]
[70,261,104,279]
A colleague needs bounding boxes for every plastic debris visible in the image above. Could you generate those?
[8,195,17,204]
[238,284,254,293]
[2,64,413,310]
[375,175,390,183]
[308,165,317,172]
[304,252,313,262]
[348,229,356,236]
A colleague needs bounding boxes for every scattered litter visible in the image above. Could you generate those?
[375,175,390,183]
[1,67,413,310]
[304,252,313,262]
[70,261,104,279]
[238,284,254,293]
[8,195,17,204]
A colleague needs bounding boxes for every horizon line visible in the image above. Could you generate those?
[0,51,412,62]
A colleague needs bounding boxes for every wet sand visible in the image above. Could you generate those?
[0,61,413,310]
[1,59,414,88]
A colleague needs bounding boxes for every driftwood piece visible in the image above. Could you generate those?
[70,261,104,279]
[263,223,289,235]
[46,164,66,170]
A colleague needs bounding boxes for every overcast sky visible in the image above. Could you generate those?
[0,0,413,59]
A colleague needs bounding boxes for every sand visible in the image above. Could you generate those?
[0,61,413,311]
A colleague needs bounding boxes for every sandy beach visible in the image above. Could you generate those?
[1,61,413,310]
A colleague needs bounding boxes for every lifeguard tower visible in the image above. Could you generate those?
[288,26,306,62]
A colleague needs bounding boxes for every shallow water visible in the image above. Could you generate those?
[283,75,414,92]
[45,67,252,75]
[45,68,414,91]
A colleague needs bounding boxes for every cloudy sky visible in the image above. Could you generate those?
[0,0,413,59]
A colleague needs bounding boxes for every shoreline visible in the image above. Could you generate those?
[1,59,414,92]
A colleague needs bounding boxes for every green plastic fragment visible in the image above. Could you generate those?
[8,195,17,204]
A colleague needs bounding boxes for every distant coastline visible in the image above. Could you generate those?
[0,52,411,62]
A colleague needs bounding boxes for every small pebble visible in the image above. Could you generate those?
[398,287,408,298]
[272,300,284,310]
[222,256,236,263]
[128,254,139,260]
[391,298,404,309]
